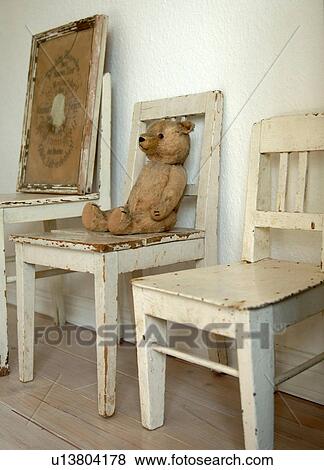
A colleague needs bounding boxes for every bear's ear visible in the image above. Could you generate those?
[178,120,195,134]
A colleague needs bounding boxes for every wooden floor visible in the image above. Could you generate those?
[0,305,323,450]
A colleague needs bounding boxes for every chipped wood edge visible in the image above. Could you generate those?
[237,307,275,449]
[9,229,205,253]
[0,209,9,376]
[242,122,270,263]
[97,73,112,210]
[16,242,36,383]
[133,284,167,430]
[81,15,108,194]
[195,90,223,264]
[0,193,99,210]
[17,14,108,195]
[94,252,118,416]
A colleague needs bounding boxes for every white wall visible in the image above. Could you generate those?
[1,0,324,402]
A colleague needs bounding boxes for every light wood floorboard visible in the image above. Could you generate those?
[0,305,323,449]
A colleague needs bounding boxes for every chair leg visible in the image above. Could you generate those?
[52,276,65,326]
[133,285,167,430]
[236,313,275,449]
[43,220,65,326]
[0,210,9,376]
[94,253,118,417]
[16,243,36,383]
[206,334,228,366]
[195,258,228,365]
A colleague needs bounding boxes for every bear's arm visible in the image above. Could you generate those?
[151,165,187,221]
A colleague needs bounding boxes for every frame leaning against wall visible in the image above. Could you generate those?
[17,14,108,195]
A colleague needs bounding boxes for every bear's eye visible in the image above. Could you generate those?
[158,133,164,139]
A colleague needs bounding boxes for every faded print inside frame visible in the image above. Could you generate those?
[18,15,107,194]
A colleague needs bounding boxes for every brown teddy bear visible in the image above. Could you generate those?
[82,118,194,235]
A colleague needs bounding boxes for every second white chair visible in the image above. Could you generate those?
[132,113,324,449]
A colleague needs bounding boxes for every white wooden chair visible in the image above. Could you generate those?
[0,73,111,376]
[132,113,324,449]
[11,90,224,417]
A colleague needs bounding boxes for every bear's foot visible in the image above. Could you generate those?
[108,207,132,235]
[82,203,109,232]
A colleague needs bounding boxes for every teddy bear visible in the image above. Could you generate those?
[82,118,194,235]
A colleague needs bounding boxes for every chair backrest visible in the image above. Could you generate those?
[242,113,324,269]
[124,91,224,264]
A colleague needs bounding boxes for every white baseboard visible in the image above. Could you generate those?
[7,283,136,341]
[7,283,55,321]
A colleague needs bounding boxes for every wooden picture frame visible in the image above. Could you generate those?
[17,15,108,195]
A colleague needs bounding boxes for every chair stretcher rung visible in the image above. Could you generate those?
[151,344,238,377]
[275,351,324,386]
[35,268,71,279]
[6,268,71,284]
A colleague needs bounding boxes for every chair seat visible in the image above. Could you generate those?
[132,258,324,310]
[10,228,205,253]
[0,192,99,209]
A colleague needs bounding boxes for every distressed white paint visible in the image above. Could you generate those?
[43,219,65,325]
[94,253,118,417]
[15,243,35,382]
[0,74,111,372]
[12,90,223,413]
[132,260,323,449]
[17,15,108,195]
[133,259,324,310]
[13,229,206,416]
[132,114,324,449]
[133,301,167,430]
[236,308,275,450]
[243,114,324,269]
[0,210,8,375]
[1,0,324,400]
[151,344,239,377]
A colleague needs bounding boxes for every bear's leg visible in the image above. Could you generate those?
[107,206,133,235]
[82,203,112,232]
[125,211,178,234]
[148,210,177,233]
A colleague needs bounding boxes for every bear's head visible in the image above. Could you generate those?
[138,119,194,164]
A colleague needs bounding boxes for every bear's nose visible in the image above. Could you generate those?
[139,136,145,143]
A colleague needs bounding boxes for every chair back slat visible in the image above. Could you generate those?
[125,91,223,265]
[276,152,289,212]
[123,103,146,200]
[295,151,309,212]
[242,113,324,270]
